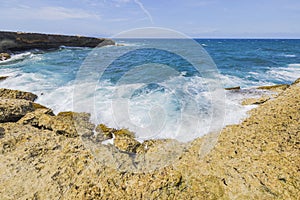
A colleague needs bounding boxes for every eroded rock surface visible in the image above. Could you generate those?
[0,80,299,199]
[0,88,38,101]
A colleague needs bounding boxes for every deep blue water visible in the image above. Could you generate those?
[0,39,299,141]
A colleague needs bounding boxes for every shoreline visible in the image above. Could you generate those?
[0,78,299,198]
[0,31,115,59]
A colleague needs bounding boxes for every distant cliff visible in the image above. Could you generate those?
[0,31,115,52]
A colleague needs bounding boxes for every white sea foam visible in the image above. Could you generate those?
[284,54,296,58]
[266,64,300,83]
[288,63,300,67]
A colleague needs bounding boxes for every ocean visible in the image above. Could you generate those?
[0,39,300,142]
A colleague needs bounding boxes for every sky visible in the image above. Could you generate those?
[0,0,299,38]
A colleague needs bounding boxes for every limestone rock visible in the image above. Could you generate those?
[0,31,115,52]
[0,99,34,122]
[242,95,271,105]
[94,124,114,142]
[0,88,37,101]
[19,110,94,138]
[292,77,300,85]
[0,53,10,61]
[113,129,141,153]
[257,84,289,93]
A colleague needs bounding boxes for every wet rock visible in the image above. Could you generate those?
[242,95,271,105]
[0,53,10,61]
[113,129,141,153]
[225,86,241,90]
[0,76,9,81]
[0,31,115,52]
[292,78,300,85]
[0,99,34,122]
[257,84,289,93]
[93,124,114,142]
[0,88,37,101]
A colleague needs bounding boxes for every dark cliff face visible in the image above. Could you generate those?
[0,31,115,52]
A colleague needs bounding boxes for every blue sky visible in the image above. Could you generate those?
[0,0,299,38]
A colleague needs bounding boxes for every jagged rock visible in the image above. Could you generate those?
[113,129,141,153]
[257,84,289,93]
[0,76,9,81]
[225,86,241,90]
[54,112,95,137]
[0,53,10,61]
[0,99,34,122]
[18,108,54,128]
[0,31,115,52]
[19,110,94,138]
[94,124,114,142]
[0,88,37,101]
[242,95,271,105]
[292,78,300,85]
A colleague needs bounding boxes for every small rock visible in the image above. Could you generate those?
[93,124,114,142]
[242,95,271,105]
[113,129,141,153]
[225,86,241,91]
[0,53,10,61]
[0,76,9,81]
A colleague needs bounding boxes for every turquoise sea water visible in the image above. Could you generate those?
[0,39,299,141]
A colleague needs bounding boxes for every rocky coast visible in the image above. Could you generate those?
[0,31,115,60]
[0,78,299,199]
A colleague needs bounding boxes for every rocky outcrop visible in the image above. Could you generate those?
[225,86,240,90]
[0,88,38,101]
[0,52,10,61]
[257,84,289,93]
[0,31,115,53]
[0,76,9,81]
[0,79,299,199]
[0,88,37,123]
[0,99,34,122]
[19,110,94,138]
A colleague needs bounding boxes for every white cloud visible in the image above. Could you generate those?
[0,6,100,20]
[109,0,153,24]
[133,0,153,24]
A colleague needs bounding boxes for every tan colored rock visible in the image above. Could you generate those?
[0,81,300,199]
[113,129,141,153]
[19,110,94,138]
[292,77,300,85]
[0,88,37,101]
[0,99,34,122]
[257,84,289,93]
[0,53,10,61]
[94,124,114,142]
[242,94,271,105]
